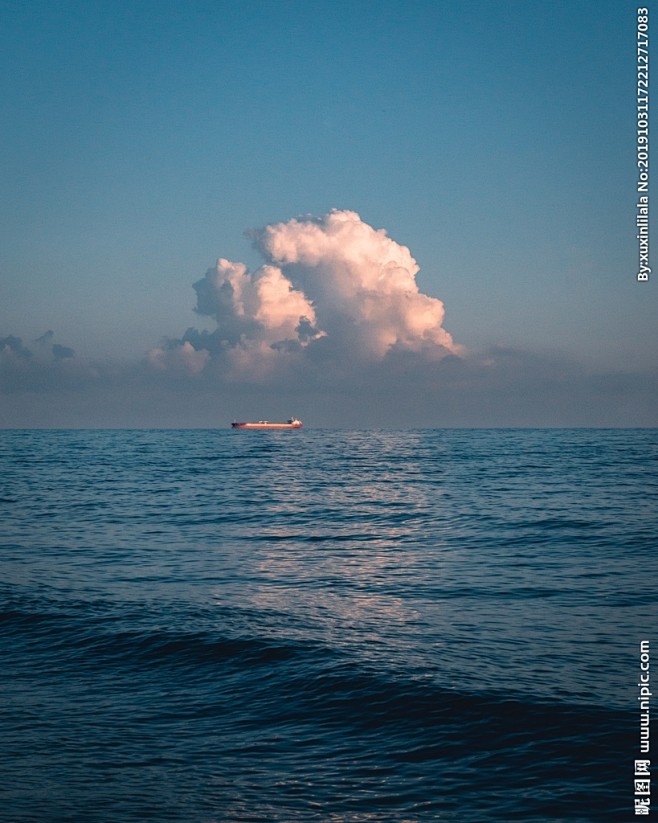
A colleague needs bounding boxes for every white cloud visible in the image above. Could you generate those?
[2,213,656,428]
[151,209,461,378]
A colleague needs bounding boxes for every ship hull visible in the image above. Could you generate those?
[231,421,302,430]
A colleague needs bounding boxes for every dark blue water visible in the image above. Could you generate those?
[1,428,656,822]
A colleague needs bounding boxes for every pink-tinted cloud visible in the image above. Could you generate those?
[150,210,461,377]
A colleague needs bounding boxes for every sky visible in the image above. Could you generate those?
[1,0,656,427]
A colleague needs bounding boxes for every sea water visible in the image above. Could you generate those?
[1,428,656,822]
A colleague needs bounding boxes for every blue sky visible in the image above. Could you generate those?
[1,0,656,427]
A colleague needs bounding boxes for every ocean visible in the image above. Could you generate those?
[1,428,656,822]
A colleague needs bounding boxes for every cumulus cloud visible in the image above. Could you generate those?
[254,209,458,358]
[149,210,461,378]
[5,210,653,428]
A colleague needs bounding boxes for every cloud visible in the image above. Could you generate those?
[1,332,657,428]
[147,339,210,375]
[1,212,656,428]
[149,210,461,379]
[34,331,75,361]
[0,335,33,361]
[52,344,75,361]
[0,332,85,393]
[35,330,55,347]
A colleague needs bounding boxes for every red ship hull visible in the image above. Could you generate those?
[231,419,302,430]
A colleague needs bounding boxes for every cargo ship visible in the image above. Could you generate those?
[231,418,303,430]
